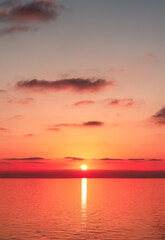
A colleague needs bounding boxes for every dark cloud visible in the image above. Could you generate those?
[65,157,84,161]
[0,25,32,37]
[48,121,104,130]
[100,158,124,161]
[128,158,145,161]
[8,97,34,104]
[0,0,64,22]
[106,98,143,107]
[82,121,104,127]
[148,159,164,162]
[16,78,114,93]
[73,100,95,107]
[3,157,44,160]
[152,106,165,125]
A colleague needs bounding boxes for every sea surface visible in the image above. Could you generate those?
[0,179,165,240]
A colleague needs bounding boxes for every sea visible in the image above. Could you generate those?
[0,178,165,240]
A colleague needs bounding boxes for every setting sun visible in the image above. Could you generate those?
[81,165,87,171]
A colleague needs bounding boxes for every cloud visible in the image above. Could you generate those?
[82,121,104,127]
[148,159,164,162]
[65,157,84,161]
[0,127,10,131]
[146,53,157,61]
[48,121,104,130]
[152,106,165,125]
[0,89,6,93]
[72,98,143,108]
[128,158,145,161]
[0,1,65,36]
[73,100,95,107]
[8,115,23,120]
[106,98,143,107]
[16,78,114,93]
[100,158,124,161]
[3,157,44,160]
[46,127,60,131]
[0,25,33,37]
[0,0,64,22]
[24,133,35,137]
[8,97,34,104]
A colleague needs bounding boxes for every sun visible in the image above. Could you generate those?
[81,165,87,171]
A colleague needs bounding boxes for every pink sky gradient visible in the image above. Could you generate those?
[0,0,165,172]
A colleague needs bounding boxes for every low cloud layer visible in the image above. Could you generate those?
[3,157,44,160]
[152,106,165,125]
[16,78,114,93]
[128,158,145,161]
[148,159,163,162]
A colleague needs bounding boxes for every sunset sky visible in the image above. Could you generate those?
[0,0,165,171]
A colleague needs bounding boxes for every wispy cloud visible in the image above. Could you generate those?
[72,98,143,108]
[48,121,104,131]
[99,158,124,161]
[46,127,60,131]
[16,78,114,93]
[0,89,6,93]
[23,133,35,137]
[8,97,34,104]
[8,115,23,120]
[151,106,165,125]
[0,25,33,37]
[0,127,10,132]
[3,157,44,160]
[73,100,95,107]
[105,98,143,107]
[65,157,84,161]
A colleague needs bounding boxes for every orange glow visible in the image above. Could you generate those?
[81,165,87,171]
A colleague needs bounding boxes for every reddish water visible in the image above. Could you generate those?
[0,179,165,239]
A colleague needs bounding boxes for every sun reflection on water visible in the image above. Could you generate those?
[81,178,87,226]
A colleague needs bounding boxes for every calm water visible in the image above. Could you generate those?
[0,179,165,240]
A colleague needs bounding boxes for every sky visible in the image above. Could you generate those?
[0,0,165,172]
